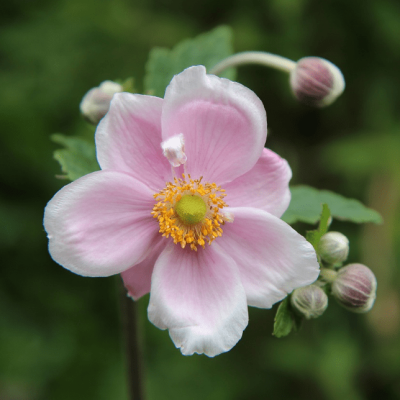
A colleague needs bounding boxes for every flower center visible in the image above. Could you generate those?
[152,174,232,251]
[175,195,207,225]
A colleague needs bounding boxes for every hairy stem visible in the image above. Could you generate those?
[210,51,296,76]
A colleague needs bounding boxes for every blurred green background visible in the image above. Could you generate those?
[1,0,400,399]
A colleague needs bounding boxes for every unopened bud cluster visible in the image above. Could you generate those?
[291,230,377,321]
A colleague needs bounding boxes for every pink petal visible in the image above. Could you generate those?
[44,171,159,277]
[224,148,292,217]
[161,66,267,184]
[148,243,248,357]
[96,93,172,191]
[218,207,319,308]
[121,238,166,300]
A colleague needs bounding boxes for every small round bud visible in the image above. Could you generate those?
[319,231,349,264]
[332,263,377,313]
[290,57,345,107]
[80,80,123,124]
[291,285,328,319]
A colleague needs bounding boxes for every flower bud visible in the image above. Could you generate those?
[290,285,328,319]
[319,231,349,265]
[80,80,123,124]
[332,263,377,313]
[290,57,345,107]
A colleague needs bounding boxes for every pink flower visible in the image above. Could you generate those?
[44,66,319,357]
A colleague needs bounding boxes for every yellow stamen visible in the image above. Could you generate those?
[152,174,230,250]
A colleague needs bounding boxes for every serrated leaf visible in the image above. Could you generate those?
[51,134,99,181]
[281,185,383,225]
[144,26,236,98]
[273,298,294,338]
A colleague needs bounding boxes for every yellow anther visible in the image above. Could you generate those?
[151,174,231,251]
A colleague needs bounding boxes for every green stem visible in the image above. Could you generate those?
[209,51,296,76]
[119,280,145,400]
[319,268,338,284]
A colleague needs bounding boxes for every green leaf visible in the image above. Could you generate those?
[273,298,295,338]
[281,185,383,225]
[306,204,331,251]
[51,134,99,181]
[144,26,236,98]
[318,203,331,236]
[306,230,320,251]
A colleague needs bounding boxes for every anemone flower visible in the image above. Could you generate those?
[44,66,319,357]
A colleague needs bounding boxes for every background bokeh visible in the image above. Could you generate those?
[1,0,400,399]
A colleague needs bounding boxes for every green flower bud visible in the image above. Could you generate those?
[291,285,328,319]
[332,263,377,313]
[319,231,349,264]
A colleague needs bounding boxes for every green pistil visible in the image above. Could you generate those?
[175,195,207,225]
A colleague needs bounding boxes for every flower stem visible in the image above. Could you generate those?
[119,280,145,400]
[319,268,338,284]
[209,51,297,76]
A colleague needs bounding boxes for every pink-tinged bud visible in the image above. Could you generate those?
[291,285,328,319]
[80,80,123,124]
[319,231,349,265]
[290,57,345,107]
[332,263,377,313]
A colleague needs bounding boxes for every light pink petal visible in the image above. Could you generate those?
[224,148,292,217]
[96,93,172,191]
[218,207,319,308]
[44,170,159,277]
[161,66,267,184]
[148,243,248,357]
[121,238,166,300]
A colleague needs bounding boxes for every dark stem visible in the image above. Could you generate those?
[119,279,145,400]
